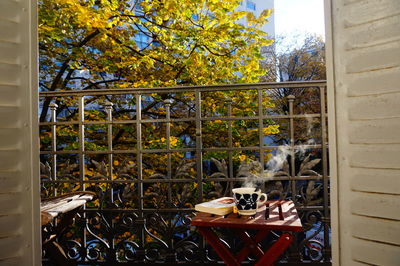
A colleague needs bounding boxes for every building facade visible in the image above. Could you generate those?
[237,0,275,38]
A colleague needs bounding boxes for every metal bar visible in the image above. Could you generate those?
[164,99,173,205]
[107,99,116,253]
[202,144,324,151]
[39,81,327,97]
[258,89,265,181]
[105,102,114,203]
[195,90,205,262]
[50,103,58,196]
[287,95,296,205]
[320,86,331,261]
[77,96,87,251]
[226,97,233,182]
[40,144,325,155]
[135,94,145,248]
[41,174,327,184]
[78,96,85,189]
[286,92,300,266]
[195,91,203,202]
[39,113,325,126]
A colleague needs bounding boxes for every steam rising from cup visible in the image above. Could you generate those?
[241,117,317,189]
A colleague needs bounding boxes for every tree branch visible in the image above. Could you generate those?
[40,29,101,122]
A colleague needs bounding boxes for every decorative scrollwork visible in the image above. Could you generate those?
[40,140,329,264]
[63,240,82,260]
[116,240,140,261]
[175,241,199,262]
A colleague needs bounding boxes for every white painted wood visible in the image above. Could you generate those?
[0,0,40,264]
[0,149,20,170]
[347,67,400,96]
[0,193,23,216]
[0,214,22,238]
[343,0,400,27]
[0,20,20,43]
[0,41,20,65]
[0,85,19,106]
[0,106,21,128]
[342,0,365,5]
[0,62,21,85]
[351,192,400,220]
[324,0,340,263]
[349,118,400,144]
[351,238,400,265]
[344,14,400,49]
[0,170,22,193]
[0,129,21,149]
[327,0,400,265]
[350,168,400,195]
[0,235,24,262]
[351,215,400,246]
[348,93,400,120]
[350,262,373,266]
[0,256,23,266]
[0,0,19,22]
[346,46,400,73]
[348,145,400,169]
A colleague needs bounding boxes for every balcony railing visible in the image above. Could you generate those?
[39,80,330,264]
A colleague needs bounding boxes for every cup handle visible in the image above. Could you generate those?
[258,193,268,206]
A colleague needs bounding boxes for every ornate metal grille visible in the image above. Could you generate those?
[40,81,330,264]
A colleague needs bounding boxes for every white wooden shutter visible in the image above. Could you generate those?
[327,0,400,265]
[0,0,41,265]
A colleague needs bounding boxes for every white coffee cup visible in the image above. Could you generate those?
[232,187,268,215]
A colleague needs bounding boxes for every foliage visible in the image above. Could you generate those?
[261,34,326,83]
[260,34,326,145]
[39,0,280,203]
[38,4,328,258]
[39,0,273,119]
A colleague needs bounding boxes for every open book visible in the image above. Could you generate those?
[194,197,235,215]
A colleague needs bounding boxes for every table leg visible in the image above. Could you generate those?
[255,233,293,266]
[235,229,271,263]
[43,241,70,266]
[197,227,240,266]
[42,208,82,265]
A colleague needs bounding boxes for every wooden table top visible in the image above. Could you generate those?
[191,200,302,231]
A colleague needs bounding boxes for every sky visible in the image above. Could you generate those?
[274,0,325,38]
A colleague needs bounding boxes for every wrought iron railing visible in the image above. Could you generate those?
[39,81,330,264]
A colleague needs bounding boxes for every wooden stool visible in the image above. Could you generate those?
[41,191,96,265]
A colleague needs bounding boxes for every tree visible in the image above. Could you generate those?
[260,34,326,146]
[261,34,325,83]
[39,0,280,197]
[39,0,273,121]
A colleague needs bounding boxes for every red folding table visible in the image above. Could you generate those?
[191,200,303,266]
